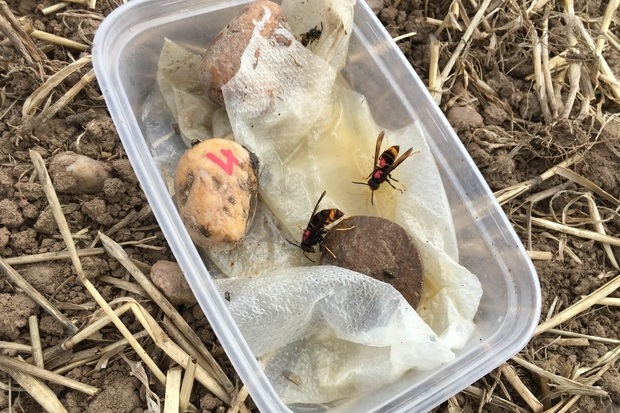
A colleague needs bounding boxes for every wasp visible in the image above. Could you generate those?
[352,131,416,205]
[287,190,344,262]
[300,22,323,47]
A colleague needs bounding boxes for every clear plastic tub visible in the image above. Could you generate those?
[92,1,541,412]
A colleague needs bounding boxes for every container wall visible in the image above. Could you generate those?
[93,1,540,412]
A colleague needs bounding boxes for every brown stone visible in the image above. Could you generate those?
[320,216,424,308]
[49,153,110,194]
[199,0,292,106]
[446,105,484,129]
[150,260,196,306]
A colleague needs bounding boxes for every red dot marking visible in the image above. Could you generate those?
[206,149,240,176]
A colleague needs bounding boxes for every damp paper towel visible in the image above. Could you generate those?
[156,0,483,404]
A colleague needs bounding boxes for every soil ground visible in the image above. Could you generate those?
[0,0,619,412]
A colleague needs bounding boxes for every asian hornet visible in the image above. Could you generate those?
[287,190,344,262]
[352,131,416,205]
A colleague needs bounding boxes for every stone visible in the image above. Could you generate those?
[175,137,259,251]
[49,153,110,194]
[446,105,484,129]
[150,260,196,306]
[199,0,292,106]
[320,215,424,308]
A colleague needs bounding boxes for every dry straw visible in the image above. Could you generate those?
[0,355,98,396]
[501,363,543,413]
[1,362,69,413]
[1,0,618,411]
[180,357,198,412]
[20,69,96,135]
[99,232,236,395]
[23,23,89,51]
[20,148,247,411]
[28,316,45,369]
[0,1,46,64]
[164,366,183,413]
[0,257,78,335]
[420,0,620,410]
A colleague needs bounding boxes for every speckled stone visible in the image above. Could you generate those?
[174,138,259,251]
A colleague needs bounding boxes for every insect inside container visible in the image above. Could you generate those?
[287,190,344,262]
[299,22,323,47]
[352,131,417,205]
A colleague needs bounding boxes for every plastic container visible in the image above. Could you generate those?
[92,1,541,412]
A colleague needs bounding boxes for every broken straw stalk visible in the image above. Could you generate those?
[0,0,46,63]
[20,69,96,135]
[0,257,78,335]
[500,363,543,413]
[54,330,151,375]
[0,354,98,396]
[98,232,235,395]
[28,315,45,369]
[22,22,89,51]
[1,362,70,413]
[494,154,583,205]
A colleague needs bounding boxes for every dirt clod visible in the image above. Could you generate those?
[0,169,15,197]
[0,293,38,340]
[9,228,37,252]
[102,178,126,202]
[20,264,63,295]
[82,257,109,280]
[200,392,224,410]
[112,159,139,184]
[14,182,44,200]
[82,198,115,226]
[482,103,510,126]
[0,227,10,248]
[33,208,58,234]
[85,376,142,413]
[0,199,25,228]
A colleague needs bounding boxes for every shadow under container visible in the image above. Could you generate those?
[92,0,541,412]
